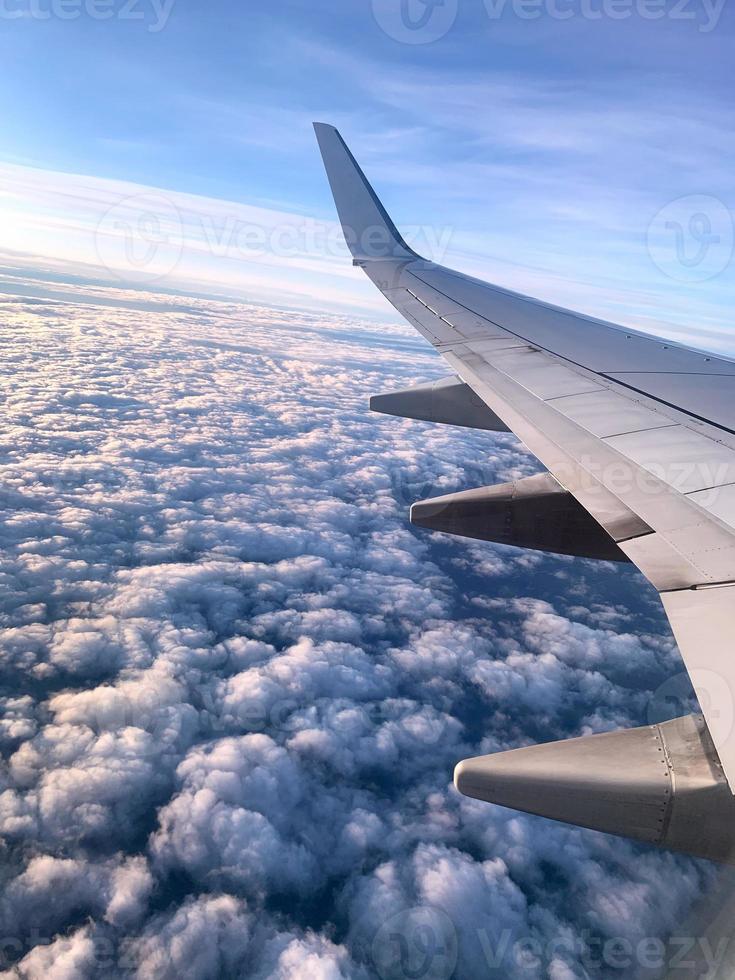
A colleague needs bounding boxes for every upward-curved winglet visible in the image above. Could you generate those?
[313,122,419,262]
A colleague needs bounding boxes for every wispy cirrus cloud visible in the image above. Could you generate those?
[6,44,735,355]
[0,161,398,317]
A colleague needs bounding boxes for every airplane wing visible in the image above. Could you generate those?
[314,123,735,863]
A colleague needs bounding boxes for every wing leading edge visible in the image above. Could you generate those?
[314,123,735,863]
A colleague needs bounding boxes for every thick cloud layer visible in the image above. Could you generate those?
[0,281,720,978]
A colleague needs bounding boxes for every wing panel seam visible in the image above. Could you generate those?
[408,268,735,438]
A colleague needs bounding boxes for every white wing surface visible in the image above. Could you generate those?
[314,124,735,849]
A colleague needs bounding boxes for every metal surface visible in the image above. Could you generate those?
[605,425,735,496]
[412,264,735,384]
[487,347,604,400]
[548,389,676,439]
[688,481,735,527]
[442,345,735,587]
[370,375,510,431]
[660,586,735,787]
[455,714,735,864]
[411,472,630,562]
[609,372,735,434]
[313,123,735,814]
[313,123,416,261]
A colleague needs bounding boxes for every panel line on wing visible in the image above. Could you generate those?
[409,267,735,438]
[597,424,680,441]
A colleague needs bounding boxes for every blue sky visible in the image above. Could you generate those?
[2,0,735,346]
[3,7,735,975]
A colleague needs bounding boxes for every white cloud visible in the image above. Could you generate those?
[0,280,715,976]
